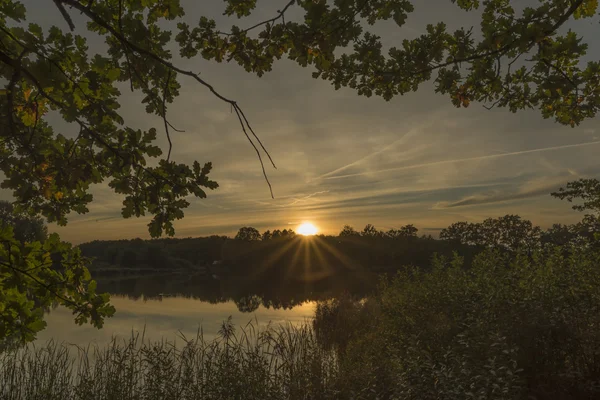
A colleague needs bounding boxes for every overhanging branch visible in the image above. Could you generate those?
[60,0,277,197]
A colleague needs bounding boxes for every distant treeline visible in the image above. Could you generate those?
[79,235,228,270]
[78,225,464,276]
[78,214,599,280]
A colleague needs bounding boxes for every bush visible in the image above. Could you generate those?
[314,245,600,399]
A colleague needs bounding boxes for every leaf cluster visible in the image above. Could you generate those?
[0,226,114,347]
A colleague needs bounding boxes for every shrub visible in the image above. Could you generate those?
[314,245,600,399]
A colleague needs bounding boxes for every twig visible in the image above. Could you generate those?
[163,70,173,161]
[121,47,184,133]
[118,0,134,92]
[233,105,274,199]
[540,58,578,88]
[52,0,76,31]
[237,106,276,169]
[218,0,295,36]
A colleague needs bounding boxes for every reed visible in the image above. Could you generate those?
[0,318,339,400]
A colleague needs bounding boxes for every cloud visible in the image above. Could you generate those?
[432,177,570,210]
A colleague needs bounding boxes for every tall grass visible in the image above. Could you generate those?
[0,318,339,400]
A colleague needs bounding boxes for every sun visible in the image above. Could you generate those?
[297,222,318,236]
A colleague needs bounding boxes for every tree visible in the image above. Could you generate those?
[262,230,272,241]
[339,225,359,237]
[440,215,541,252]
[1,0,598,343]
[145,244,169,268]
[386,224,418,239]
[572,214,600,244]
[440,221,478,245]
[399,224,418,238]
[281,229,296,239]
[234,295,262,313]
[235,226,261,241]
[361,224,381,238]
[480,215,542,252]
[542,223,574,247]
[551,179,600,244]
[552,179,600,214]
[120,248,137,268]
[0,200,47,243]
[174,0,599,127]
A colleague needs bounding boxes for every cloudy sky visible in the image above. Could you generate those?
[12,0,600,243]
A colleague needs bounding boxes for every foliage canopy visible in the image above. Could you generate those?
[0,200,47,243]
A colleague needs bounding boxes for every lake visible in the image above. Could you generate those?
[37,295,317,347]
[33,271,346,347]
[35,264,374,347]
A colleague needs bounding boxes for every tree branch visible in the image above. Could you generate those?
[218,0,295,36]
[163,69,173,161]
[0,24,119,123]
[60,0,277,190]
[540,58,578,88]
[233,106,274,199]
[0,241,89,315]
[118,0,134,92]
[52,0,76,31]
[381,0,585,81]
[0,49,182,193]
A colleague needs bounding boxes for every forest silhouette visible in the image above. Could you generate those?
[77,208,600,315]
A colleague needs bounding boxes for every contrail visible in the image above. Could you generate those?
[254,190,330,208]
[287,190,330,206]
[315,130,417,179]
[314,110,450,180]
[323,140,600,180]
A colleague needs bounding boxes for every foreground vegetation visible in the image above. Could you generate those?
[0,321,337,400]
[314,244,600,400]
[3,240,600,399]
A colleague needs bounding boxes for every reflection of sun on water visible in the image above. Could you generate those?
[297,222,318,236]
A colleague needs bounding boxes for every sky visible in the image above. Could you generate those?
[8,0,600,243]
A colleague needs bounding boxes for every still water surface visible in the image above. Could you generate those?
[37,295,317,347]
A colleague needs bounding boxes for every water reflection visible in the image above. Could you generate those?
[37,272,372,347]
[37,295,317,347]
[95,271,374,313]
